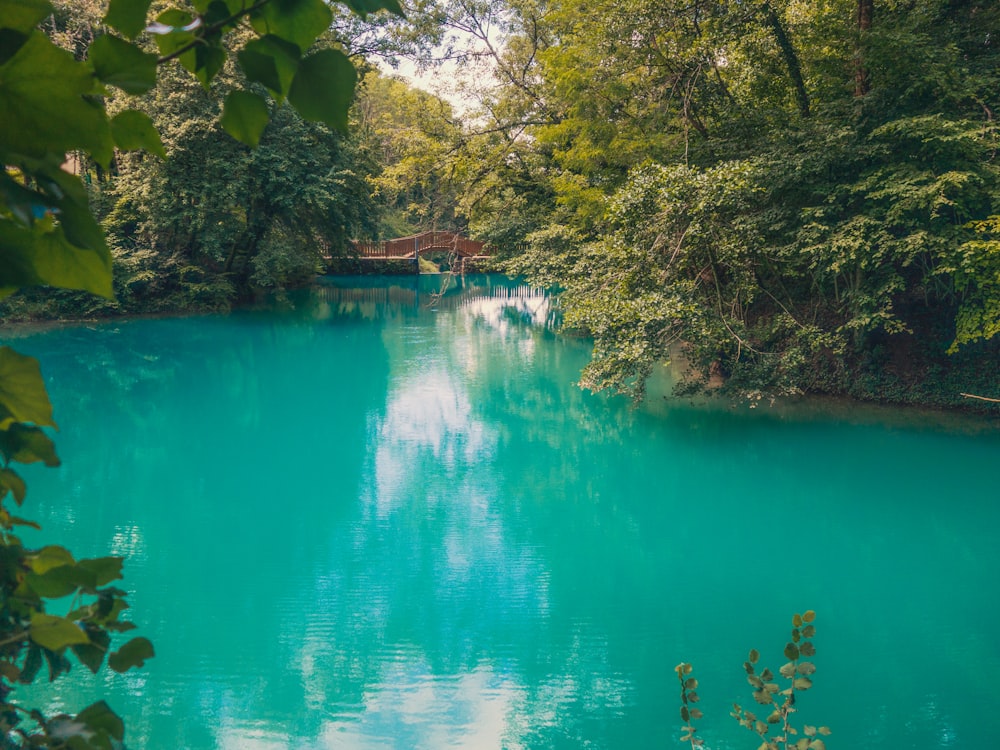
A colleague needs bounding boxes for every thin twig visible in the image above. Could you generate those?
[960,392,1000,403]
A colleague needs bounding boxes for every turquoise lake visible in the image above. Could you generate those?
[8,274,1000,749]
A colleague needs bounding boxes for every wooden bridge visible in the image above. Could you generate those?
[351,231,490,261]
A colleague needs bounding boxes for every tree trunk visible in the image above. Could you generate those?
[761,2,810,117]
[854,0,873,96]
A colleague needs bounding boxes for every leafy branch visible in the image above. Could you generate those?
[678,612,831,750]
[152,0,273,66]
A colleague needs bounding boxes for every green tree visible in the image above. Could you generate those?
[102,56,380,308]
[355,71,464,235]
[497,0,1000,405]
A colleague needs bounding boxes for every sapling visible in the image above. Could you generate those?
[678,611,831,750]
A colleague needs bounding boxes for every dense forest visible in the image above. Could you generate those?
[425,0,1000,408]
[3,0,999,409]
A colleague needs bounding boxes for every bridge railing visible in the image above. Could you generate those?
[351,231,490,259]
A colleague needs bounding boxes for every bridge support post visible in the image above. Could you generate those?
[414,237,419,275]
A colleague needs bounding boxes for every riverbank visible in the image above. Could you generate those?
[3,273,997,418]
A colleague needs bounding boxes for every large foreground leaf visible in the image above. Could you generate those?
[0,32,112,164]
[238,34,300,100]
[111,110,167,158]
[109,637,154,672]
[89,34,157,95]
[249,0,332,52]
[29,614,89,651]
[0,0,54,34]
[104,0,153,39]
[288,49,356,132]
[341,0,404,18]
[220,90,270,147]
[0,220,112,297]
[0,347,55,429]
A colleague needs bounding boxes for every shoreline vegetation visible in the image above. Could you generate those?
[2,272,997,424]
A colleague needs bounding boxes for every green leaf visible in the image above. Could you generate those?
[802,610,816,623]
[0,32,113,165]
[29,614,89,651]
[0,214,114,299]
[748,648,760,664]
[111,110,166,158]
[784,643,800,661]
[0,28,29,67]
[106,620,137,633]
[18,644,42,683]
[800,642,816,657]
[77,700,125,741]
[179,39,226,88]
[48,196,101,257]
[0,467,27,504]
[96,591,128,621]
[104,0,153,39]
[27,564,96,598]
[88,34,157,95]
[77,557,124,586]
[341,0,404,19]
[108,636,154,672]
[220,90,270,147]
[0,423,59,467]
[0,660,19,681]
[797,661,816,675]
[793,677,813,690]
[5,514,40,529]
[0,0,54,34]
[792,613,803,627]
[46,649,76,679]
[29,545,75,574]
[287,48,356,132]
[0,346,55,428]
[202,0,240,27]
[238,34,300,100]
[71,631,109,674]
[249,0,332,52]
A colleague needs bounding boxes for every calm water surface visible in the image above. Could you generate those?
[9,275,1000,749]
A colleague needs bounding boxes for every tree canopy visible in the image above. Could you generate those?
[451,0,1000,405]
